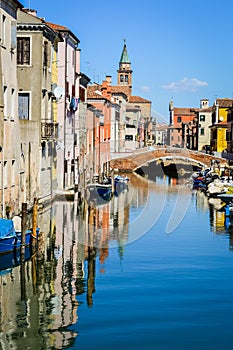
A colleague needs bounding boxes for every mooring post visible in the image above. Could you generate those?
[31,198,38,252]
[21,203,27,262]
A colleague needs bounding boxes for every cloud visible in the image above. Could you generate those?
[161,77,208,92]
[140,85,151,92]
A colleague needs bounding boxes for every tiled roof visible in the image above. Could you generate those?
[111,85,130,97]
[216,98,233,108]
[174,107,196,116]
[87,89,112,103]
[129,96,151,103]
[126,103,141,111]
[46,21,80,43]
[46,21,68,31]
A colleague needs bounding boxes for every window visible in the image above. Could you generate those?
[11,88,15,119]
[3,161,7,188]
[120,75,124,83]
[125,75,128,82]
[125,135,133,141]
[200,115,205,122]
[177,117,182,123]
[200,128,205,136]
[17,37,30,65]
[43,41,48,67]
[12,160,15,185]
[11,21,17,50]
[3,85,7,117]
[18,92,30,120]
[2,15,6,45]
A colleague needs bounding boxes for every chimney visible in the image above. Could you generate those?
[23,8,38,17]
[106,75,112,85]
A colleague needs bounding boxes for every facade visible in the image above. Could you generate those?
[210,98,232,155]
[169,101,198,149]
[155,123,168,145]
[197,99,212,151]
[0,0,23,217]
[47,22,80,192]
[17,9,59,207]
[87,89,111,179]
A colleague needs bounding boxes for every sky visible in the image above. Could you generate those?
[21,0,233,123]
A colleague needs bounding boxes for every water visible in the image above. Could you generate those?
[1,174,233,349]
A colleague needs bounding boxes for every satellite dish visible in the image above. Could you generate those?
[54,86,65,99]
[219,116,224,122]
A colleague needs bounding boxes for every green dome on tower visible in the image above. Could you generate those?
[120,39,130,64]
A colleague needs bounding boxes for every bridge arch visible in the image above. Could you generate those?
[110,147,228,173]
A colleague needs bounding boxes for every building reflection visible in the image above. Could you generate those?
[0,174,150,349]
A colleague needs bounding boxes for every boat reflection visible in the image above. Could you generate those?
[0,173,150,349]
[2,173,233,349]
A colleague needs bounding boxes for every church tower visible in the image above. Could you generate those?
[117,40,133,95]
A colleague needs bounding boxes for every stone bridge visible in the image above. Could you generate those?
[110,147,228,172]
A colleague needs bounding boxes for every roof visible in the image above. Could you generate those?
[209,121,228,128]
[46,21,80,44]
[174,107,196,116]
[120,41,130,64]
[216,98,233,108]
[13,0,24,8]
[111,85,130,98]
[87,89,111,103]
[126,103,141,111]
[129,96,151,103]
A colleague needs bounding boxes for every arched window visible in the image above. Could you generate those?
[125,75,128,83]
[120,75,124,82]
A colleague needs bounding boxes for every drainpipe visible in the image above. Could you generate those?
[63,35,68,190]
[215,100,219,124]
[1,119,4,217]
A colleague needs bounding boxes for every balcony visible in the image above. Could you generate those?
[41,122,59,140]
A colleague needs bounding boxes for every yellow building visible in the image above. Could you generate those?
[210,98,232,154]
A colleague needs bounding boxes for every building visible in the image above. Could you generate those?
[154,123,168,145]
[47,22,80,193]
[169,101,198,149]
[0,0,23,217]
[210,98,232,156]
[17,9,59,207]
[197,99,212,152]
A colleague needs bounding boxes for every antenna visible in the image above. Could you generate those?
[28,0,31,9]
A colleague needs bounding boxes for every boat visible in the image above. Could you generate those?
[217,193,233,203]
[0,218,40,254]
[0,246,31,275]
[114,175,129,195]
[86,183,112,204]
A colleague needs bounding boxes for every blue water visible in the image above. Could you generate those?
[1,177,233,349]
[72,189,233,350]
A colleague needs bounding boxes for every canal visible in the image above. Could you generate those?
[1,173,233,349]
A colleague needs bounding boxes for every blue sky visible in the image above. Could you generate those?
[22,0,233,122]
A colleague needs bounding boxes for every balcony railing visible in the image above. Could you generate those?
[41,122,59,140]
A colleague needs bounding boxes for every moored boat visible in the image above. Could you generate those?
[0,218,40,254]
[114,175,129,195]
[86,183,112,204]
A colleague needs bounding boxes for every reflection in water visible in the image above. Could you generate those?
[0,174,233,349]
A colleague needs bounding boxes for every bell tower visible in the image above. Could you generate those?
[117,39,132,95]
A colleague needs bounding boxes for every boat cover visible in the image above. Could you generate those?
[0,219,16,238]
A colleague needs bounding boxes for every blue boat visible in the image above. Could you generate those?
[0,218,39,254]
[114,175,129,195]
[0,219,17,254]
[86,183,112,204]
[0,246,31,275]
